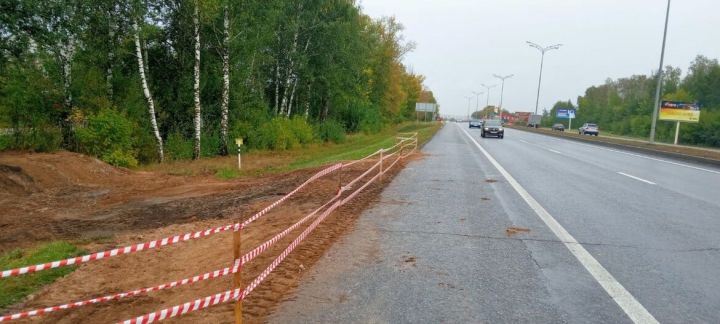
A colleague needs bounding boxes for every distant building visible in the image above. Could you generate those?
[500,112,515,123]
[514,112,532,123]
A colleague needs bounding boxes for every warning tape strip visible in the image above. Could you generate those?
[1,171,354,321]
[121,158,389,324]
[120,288,244,324]
[0,163,343,279]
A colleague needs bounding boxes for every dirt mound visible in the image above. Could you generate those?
[0,164,37,195]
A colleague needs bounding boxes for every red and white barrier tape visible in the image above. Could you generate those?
[0,259,242,322]
[0,163,343,279]
[120,288,243,324]
[121,161,386,324]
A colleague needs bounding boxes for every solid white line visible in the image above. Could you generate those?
[459,124,658,324]
[617,172,656,185]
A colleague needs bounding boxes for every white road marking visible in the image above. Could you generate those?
[547,148,563,154]
[459,125,658,324]
[617,172,656,185]
[519,139,530,144]
[516,129,720,175]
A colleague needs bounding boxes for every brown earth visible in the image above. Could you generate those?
[0,150,417,323]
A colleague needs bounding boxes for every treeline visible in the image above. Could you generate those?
[0,0,436,166]
[543,55,720,147]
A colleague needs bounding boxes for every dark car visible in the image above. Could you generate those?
[481,119,504,138]
[469,119,483,128]
[551,123,565,131]
[579,123,599,136]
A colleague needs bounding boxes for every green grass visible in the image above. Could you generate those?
[141,122,442,180]
[0,242,85,311]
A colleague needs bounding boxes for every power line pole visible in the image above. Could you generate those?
[649,0,672,144]
[527,41,562,115]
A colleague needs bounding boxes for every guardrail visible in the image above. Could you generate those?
[0,133,419,323]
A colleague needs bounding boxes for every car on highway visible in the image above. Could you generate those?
[481,119,504,138]
[469,119,483,128]
[579,123,599,136]
[551,123,565,131]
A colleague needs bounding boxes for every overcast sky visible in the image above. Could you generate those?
[359,0,720,117]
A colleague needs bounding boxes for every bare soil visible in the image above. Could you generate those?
[0,150,415,323]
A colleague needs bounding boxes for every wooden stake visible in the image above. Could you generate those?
[233,228,242,324]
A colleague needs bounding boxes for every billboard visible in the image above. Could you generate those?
[659,101,700,122]
[415,103,437,112]
[556,109,576,119]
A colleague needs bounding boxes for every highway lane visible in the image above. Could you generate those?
[269,123,720,323]
[470,125,720,323]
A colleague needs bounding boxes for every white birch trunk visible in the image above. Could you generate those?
[274,60,281,115]
[106,11,115,100]
[59,40,75,110]
[279,31,299,116]
[192,0,202,160]
[133,19,164,162]
[287,76,298,117]
[304,83,311,119]
[220,2,230,155]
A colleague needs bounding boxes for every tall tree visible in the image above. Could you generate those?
[192,0,202,160]
[133,15,164,162]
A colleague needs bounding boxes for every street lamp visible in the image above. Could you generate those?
[481,84,497,116]
[527,41,562,115]
[472,91,483,119]
[465,95,473,120]
[649,0,671,144]
[493,74,514,113]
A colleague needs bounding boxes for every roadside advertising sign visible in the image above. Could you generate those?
[659,101,700,122]
[556,109,576,119]
[415,103,437,112]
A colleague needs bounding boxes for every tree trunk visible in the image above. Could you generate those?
[219,1,230,156]
[192,0,202,160]
[287,76,298,117]
[279,31,299,116]
[274,60,281,115]
[304,83,311,120]
[133,19,164,162]
[106,9,115,101]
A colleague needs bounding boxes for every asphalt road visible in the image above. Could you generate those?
[269,123,720,323]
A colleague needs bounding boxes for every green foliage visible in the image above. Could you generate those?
[75,109,138,167]
[316,120,346,143]
[0,0,435,160]
[0,242,85,311]
[568,55,720,147]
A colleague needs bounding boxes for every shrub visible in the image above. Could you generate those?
[164,131,193,160]
[75,109,137,167]
[255,118,298,150]
[316,120,346,143]
[288,118,315,145]
[359,109,383,134]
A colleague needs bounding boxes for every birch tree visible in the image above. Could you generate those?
[219,0,230,155]
[192,0,202,160]
[133,18,164,162]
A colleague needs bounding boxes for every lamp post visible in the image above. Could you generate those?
[472,91,483,119]
[527,41,562,115]
[465,95,473,120]
[649,0,672,144]
[481,84,497,117]
[493,74,514,113]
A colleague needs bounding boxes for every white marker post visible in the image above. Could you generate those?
[235,138,243,169]
[674,121,680,145]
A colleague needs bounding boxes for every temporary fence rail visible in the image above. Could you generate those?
[0,133,418,323]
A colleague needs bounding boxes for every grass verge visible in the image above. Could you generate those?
[141,122,442,180]
[0,242,86,312]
